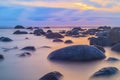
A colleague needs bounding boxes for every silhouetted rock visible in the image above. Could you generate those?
[14,25,25,29]
[109,27,120,43]
[64,40,73,44]
[48,45,106,62]
[96,30,110,37]
[86,29,98,35]
[111,43,120,52]
[33,29,45,36]
[89,37,113,46]
[53,39,63,42]
[107,57,119,62]
[65,28,80,36]
[46,33,64,39]
[92,67,119,77]
[21,46,36,51]
[18,52,31,57]
[0,54,4,60]
[97,26,111,31]
[93,45,105,53]
[0,37,13,42]
[26,27,33,30]
[39,71,62,80]
[13,30,28,34]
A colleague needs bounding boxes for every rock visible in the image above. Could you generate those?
[39,71,62,80]
[25,37,29,39]
[47,30,52,33]
[107,57,119,62]
[0,37,13,42]
[111,43,120,52]
[48,45,106,62]
[33,29,45,36]
[0,54,4,60]
[97,26,111,30]
[14,25,25,29]
[89,37,113,46]
[46,33,64,39]
[59,30,66,34]
[13,30,28,34]
[64,40,73,44]
[96,30,110,37]
[93,45,105,53]
[40,46,51,48]
[53,39,63,42]
[86,29,98,35]
[18,52,31,57]
[92,67,119,77]
[21,46,36,51]
[26,27,33,30]
[109,27,120,43]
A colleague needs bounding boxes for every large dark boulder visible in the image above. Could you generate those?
[109,27,120,43]
[53,39,63,42]
[0,54,4,60]
[48,45,106,62]
[46,33,64,39]
[111,43,120,52]
[89,37,113,46]
[13,30,28,34]
[14,25,25,29]
[92,67,119,77]
[39,71,62,80]
[21,46,36,51]
[33,29,45,36]
[0,37,13,42]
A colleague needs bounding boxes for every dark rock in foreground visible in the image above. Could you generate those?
[0,54,4,60]
[48,45,106,62]
[14,25,25,29]
[21,46,36,51]
[0,37,13,42]
[13,30,28,34]
[107,57,119,62]
[89,37,113,46]
[111,43,120,52]
[93,45,105,53]
[64,40,73,44]
[92,67,119,77]
[39,71,62,80]
[53,39,63,42]
[46,33,64,39]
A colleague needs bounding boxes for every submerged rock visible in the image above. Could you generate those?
[0,37,13,42]
[111,43,120,52]
[89,37,113,46]
[53,39,63,42]
[46,33,64,39]
[14,25,25,29]
[39,71,62,80]
[21,46,36,51]
[0,54,4,60]
[40,46,51,48]
[92,67,119,77]
[64,40,73,44]
[13,30,28,34]
[48,45,106,62]
[18,52,31,57]
[107,57,119,62]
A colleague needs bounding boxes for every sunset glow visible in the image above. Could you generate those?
[0,0,120,27]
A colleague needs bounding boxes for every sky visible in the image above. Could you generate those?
[0,0,120,27]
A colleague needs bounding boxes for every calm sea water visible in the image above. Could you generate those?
[0,28,120,80]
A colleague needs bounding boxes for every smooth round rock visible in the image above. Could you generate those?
[48,45,106,62]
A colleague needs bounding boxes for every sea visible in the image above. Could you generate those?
[0,28,120,80]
